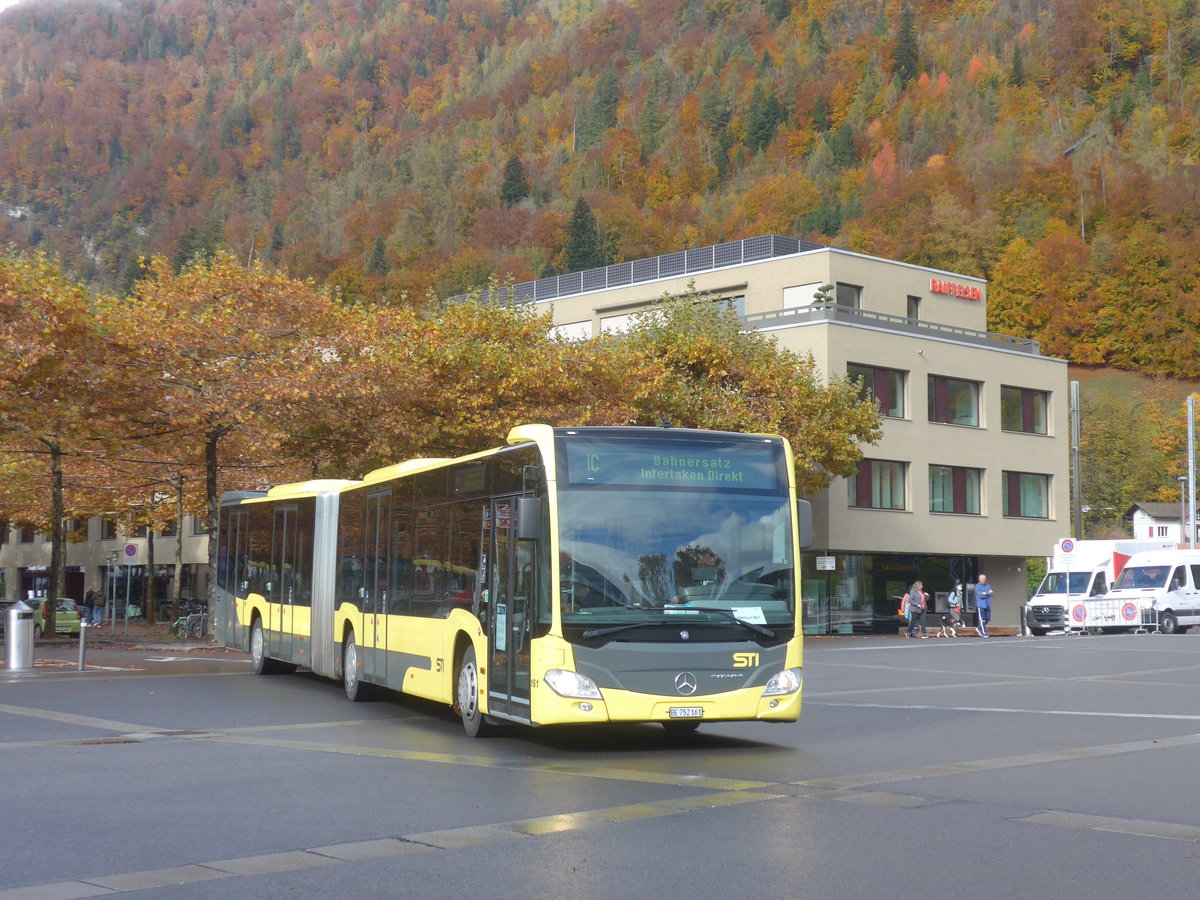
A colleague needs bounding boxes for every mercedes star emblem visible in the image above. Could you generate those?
[674,672,698,695]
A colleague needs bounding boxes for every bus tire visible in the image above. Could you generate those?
[250,619,281,675]
[457,646,490,737]
[1159,611,1180,634]
[343,631,371,701]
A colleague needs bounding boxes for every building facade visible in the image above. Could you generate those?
[1,517,210,620]
[480,235,1069,633]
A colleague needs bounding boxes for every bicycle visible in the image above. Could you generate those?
[170,600,208,640]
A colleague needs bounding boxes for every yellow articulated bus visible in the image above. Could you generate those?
[216,425,811,736]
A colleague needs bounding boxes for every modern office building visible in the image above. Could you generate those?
[476,235,1069,633]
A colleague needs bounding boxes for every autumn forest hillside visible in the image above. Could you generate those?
[2,0,1200,376]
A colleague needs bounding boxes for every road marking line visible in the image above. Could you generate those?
[1020,811,1200,842]
[816,700,1200,722]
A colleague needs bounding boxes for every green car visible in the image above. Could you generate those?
[29,598,82,638]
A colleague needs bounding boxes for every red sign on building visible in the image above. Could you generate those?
[929,278,982,300]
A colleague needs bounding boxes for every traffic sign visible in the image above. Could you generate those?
[1060,538,1075,555]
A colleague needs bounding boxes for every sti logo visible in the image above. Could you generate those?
[732,652,760,668]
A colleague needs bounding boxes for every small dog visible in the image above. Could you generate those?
[938,601,964,638]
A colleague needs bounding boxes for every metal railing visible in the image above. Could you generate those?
[744,303,1040,354]
[455,234,824,305]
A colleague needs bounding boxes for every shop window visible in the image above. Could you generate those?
[1001,386,1048,434]
[928,375,980,427]
[1002,471,1050,518]
[849,459,907,510]
[930,465,981,515]
[848,363,906,418]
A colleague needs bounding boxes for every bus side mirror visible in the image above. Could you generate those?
[797,500,813,549]
[516,497,541,541]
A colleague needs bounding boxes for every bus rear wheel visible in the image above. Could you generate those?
[457,646,490,737]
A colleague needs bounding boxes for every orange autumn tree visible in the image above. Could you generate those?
[98,252,353,613]
[0,249,113,631]
[313,297,649,473]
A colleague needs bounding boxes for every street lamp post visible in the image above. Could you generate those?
[1179,476,1189,548]
[1080,506,1115,539]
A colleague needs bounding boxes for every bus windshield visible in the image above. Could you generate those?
[556,487,795,629]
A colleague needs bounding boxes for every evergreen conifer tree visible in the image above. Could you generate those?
[565,198,605,273]
[367,236,390,276]
[894,3,919,85]
[499,153,531,207]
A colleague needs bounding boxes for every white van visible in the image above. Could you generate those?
[1025,539,1173,635]
[1083,550,1200,634]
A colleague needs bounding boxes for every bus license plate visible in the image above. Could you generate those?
[669,707,703,719]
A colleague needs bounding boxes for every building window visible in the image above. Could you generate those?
[930,465,981,515]
[1003,471,1050,518]
[849,459,907,510]
[836,283,862,309]
[159,520,177,537]
[907,295,921,320]
[18,528,35,543]
[1001,386,1048,434]
[192,517,209,536]
[848,363,905,418]
[928,375,980,427]
[100,519,118,540]
[714,295,746,317]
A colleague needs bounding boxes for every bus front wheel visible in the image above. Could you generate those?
[457,646,490,737]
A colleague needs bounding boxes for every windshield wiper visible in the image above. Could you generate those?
[580,621,665,639]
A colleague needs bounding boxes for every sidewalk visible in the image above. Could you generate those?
[1,621,232,670]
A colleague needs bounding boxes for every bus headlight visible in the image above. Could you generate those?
[762,667,802,697]
[544,669,603,700]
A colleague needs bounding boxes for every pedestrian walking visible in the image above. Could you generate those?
[974,574,993,637]
[903,580,928,638]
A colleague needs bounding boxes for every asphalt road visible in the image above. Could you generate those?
[3,633,1200,899]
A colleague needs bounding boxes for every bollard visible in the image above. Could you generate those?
[77,621,89,672]
[5,600,35,670]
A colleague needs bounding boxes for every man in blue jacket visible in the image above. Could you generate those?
[974,573,993,637]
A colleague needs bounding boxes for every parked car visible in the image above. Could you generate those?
[28,598,82,637]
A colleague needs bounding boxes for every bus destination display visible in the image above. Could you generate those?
[564,438,781,490]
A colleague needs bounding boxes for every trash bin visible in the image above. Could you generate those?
[6,600,35,670]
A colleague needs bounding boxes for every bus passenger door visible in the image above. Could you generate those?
[272,506,296,662]
[488,497,533,722]
[363,491,390,685]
